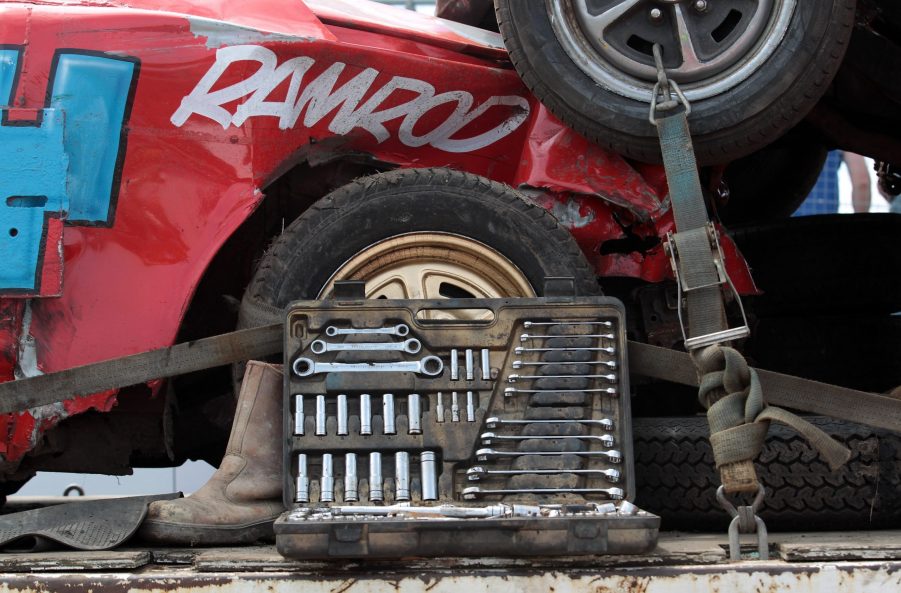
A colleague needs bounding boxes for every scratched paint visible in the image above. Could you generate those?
[0,561,898,592]
[172,45,531,153]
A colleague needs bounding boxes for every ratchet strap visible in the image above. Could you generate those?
[0,324,282,413]
[648,44,850,495]
[0,308,898,431]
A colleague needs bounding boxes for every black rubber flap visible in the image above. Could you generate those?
[0,493,180,551]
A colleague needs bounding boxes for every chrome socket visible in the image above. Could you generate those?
[345,453,358,502]
[360,393,372,435]
[295,453,309,503]
[293,394,304,436]
[450,349,459,380]
[408,393,422,434]
[369,452,383,502]
[395,452,411,501]
[337,394,348,436]
[320,453,334,503]
[383,393,396,435]
[315,394,327,436]
[420,451,438,501]
[480,348,491,380]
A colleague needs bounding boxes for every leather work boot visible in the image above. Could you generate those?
[139,361,285,545]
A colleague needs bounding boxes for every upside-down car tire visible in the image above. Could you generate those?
[495,0,855,165]
[242,168,599,310]
[633,416,901,531]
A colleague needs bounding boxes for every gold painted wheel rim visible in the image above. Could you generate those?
[319,232,536,320]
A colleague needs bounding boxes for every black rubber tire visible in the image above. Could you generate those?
[495,0,855,165]
[719,131,828,225]
[745,314,901,393]
[633,416,901,531]
[243,168,599,308]
[729,214,901,317]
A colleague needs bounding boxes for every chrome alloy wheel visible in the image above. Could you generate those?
[318,232,536,320]
[549,0,796,101]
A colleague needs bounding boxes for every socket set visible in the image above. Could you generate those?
[275,293,659,558]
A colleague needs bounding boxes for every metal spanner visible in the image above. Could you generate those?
[512,360,617,369]
[462,486,624,500]
[485,417,614,430]
[505,387,618,397]
[325,324,410,337]
[508,373,616,383]
[310,338,421,354]
[292,355,443,377]
[476,447,622,463]
[520,333,614,342]
[515,346,615,354]
[481,432,615,448]
[466,466,621,482]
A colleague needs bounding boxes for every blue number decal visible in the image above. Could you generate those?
[0,48,138,292]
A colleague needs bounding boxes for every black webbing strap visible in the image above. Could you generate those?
[628,341,901,434]
[0,324,282,414]
[0,324,897,437]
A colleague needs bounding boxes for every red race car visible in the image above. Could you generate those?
[0,0,897,529]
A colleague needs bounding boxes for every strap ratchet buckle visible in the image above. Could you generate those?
[664,223,750,350]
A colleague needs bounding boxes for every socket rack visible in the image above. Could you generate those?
[275,294,659,559]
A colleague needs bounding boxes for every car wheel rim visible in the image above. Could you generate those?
[318,232,536,320]
[549,0,796,102]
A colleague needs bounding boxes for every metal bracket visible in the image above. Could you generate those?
[648,44,691,126]
[716,483,769,561]
[664,223,750,350]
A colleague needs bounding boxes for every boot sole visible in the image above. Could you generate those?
[138,516,278,546]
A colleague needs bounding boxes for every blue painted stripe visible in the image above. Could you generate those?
[0,49,17,105]
[50,53,136,223]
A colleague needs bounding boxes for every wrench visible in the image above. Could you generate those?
[466,466,621,482]
[462,486,624,500]
[513,360,617,369]
[524,321,612,328]
[325,324,409,337]
[515,346,615,355]
[505,387,618,397]
[508,373,616,383]
[292,356,443,377]
[476,447,622,463]
[311,338,421,354]
[485,417,614,430]
[481,432,615,447]
[520,333,614,342]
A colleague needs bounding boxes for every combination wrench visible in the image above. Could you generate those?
[325,324,410,337]
[292,356,443,377]
[485,417,614,430]
[513,360,617,369]
[466,466,621,482]
[515,346,615,355]
[481,432,615,448]
[462,486,624,500]
[505,387,618,397]
[310,338,421,354]
[476,447,622,463]
[520,333,614,342]
[524,321,613,328]
[507,373,616,383]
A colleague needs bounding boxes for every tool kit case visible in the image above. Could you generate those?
[275,290,659,559]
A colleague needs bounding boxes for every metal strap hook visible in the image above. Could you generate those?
[649,44,691,125]
[716,483,769,561]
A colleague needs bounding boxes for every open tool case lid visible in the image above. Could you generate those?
[276,284,659,559]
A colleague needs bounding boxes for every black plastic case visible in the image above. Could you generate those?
[275,295,659,559]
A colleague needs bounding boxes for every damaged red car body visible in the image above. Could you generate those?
[0,0,757,482]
